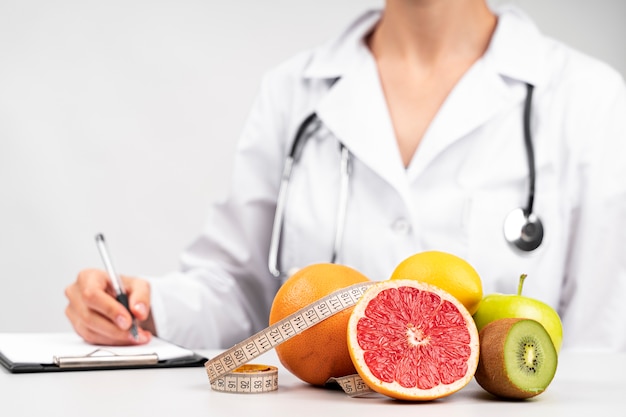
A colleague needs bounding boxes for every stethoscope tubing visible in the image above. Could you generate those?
[268,113,326,278]
[331,145,352,264]
[268,82,543,278]
[268,157,294,278]
[522,83,536,216]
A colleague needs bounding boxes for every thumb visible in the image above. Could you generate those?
[122,276,151,322]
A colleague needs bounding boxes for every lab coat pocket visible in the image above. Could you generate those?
[466,188,560,295]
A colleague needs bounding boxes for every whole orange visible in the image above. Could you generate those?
[390,251,483,315]
[268,263,370,386]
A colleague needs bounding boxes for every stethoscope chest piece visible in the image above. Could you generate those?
[504,207,544,252]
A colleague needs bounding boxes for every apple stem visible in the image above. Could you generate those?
[517,274,527,296]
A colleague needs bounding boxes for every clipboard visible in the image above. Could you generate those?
[0,333,207,373]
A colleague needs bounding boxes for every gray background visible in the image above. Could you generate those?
[1,0,624,333]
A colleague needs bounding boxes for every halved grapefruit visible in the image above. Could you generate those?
[347,279,479,400]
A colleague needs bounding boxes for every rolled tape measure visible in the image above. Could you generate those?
[204,282,376,396]
[210,364,278,393]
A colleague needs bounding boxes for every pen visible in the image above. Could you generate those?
[95,233,139,340]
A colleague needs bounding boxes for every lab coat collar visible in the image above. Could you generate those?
[484,5,551,87]
[305,6,552,195]
[316,51,409,193]
[302,10,380,80]
[303,6,549,86]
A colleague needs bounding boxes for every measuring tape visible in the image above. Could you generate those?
[204,282,376,396]
[209,364,279,393]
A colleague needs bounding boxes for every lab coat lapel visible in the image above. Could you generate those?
[307,6,541,190]
[407,60,514,180]
[315,54,517,188]
[406,4,549,180]
[315,51,410,195]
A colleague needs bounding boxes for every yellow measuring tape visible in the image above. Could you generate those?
[204,282,376,395]
[209,364,278,393]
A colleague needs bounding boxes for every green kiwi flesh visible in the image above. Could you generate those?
[474,318,558,399]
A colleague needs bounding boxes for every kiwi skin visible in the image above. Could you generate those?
[474,317,558,400]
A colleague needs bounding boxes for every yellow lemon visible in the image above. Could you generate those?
[390,251,483,315]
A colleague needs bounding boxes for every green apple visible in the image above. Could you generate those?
[473,274,563,352]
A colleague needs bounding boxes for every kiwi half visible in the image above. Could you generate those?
[474,318,558,400]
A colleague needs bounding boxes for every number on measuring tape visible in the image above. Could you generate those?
[267,327,283,344]
[327,374,375,398]
[253,333,272,351]
[315,301,331,317]
[279,321,296,339]
[210,365,279,394]
[328,297,341,311]
[289,314,308,331]
[242,343,254,357]
[304,308,321,324]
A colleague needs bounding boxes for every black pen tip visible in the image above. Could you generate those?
[95,233,105,242]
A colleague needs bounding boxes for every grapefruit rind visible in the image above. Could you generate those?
[347,279,480,401]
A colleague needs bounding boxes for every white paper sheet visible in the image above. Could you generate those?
[0,333,196,364]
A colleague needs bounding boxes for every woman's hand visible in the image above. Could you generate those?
[65,268,155,345]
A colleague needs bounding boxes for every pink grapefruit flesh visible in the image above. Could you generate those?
[347,279,479,400]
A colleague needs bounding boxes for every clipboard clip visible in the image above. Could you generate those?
[53,348,159,368]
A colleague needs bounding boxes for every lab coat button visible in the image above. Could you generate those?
[392,218,412,235]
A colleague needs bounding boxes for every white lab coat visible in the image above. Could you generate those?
[149,6,626,352]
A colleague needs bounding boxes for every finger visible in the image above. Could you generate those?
[68,269,136,339]
[65,303,135,345]
[123,276,151,322]
[78,271,135,331]
[75,268,111,293]
[65,278,134,344]
[67,303,153,346]
[66,269,152,345]
[65,270,107,329]
[66,294,152,346]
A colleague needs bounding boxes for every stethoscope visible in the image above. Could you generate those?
[268,83,543,279]
[503,83,544,252]
[268,113,353,279]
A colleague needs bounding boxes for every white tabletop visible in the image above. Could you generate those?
[2,348,624,416]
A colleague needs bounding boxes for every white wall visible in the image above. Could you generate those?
[1,0,624,333]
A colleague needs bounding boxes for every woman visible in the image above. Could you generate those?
[65,0,626,351]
